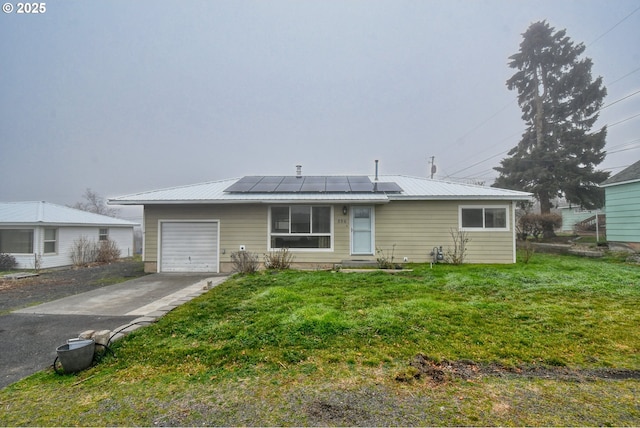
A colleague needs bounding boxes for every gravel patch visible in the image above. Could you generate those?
[0,260,146,313]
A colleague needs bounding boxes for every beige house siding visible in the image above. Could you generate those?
[144,204,267,272]
[374,200,515,264]
[142,200,516,272]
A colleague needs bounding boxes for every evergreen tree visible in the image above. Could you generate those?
[494,21,609,216]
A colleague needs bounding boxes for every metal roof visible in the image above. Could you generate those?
[109,175,531,205]
[0,201,139,226]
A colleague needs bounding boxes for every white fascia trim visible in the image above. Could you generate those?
[600,178,640,188]
[389,195,532,201]
[110,199,391,205]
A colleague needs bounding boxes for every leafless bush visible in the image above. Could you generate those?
[376,244,397,269]
[70,236,99,266]
[446,229,470,265]
[231,251,260,274]
[96,239,121,263]
[71,237,120,266]
[264,248,294,270]
[520,239,535,264]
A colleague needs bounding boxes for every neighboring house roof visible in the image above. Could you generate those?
[600,159,640,187]
[109,175,532,205]
[0,201,138,227]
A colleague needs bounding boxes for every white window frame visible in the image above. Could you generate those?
[99,228,109,241]
[459,205,510,232]
[43,228,58,254]
[268,205,333,252]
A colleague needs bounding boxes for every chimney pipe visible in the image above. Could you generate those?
[296,165,302,178]
[374,160,379,181]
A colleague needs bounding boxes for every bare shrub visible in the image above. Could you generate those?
[446,229,470,265]
[231,251,260,274]
[520,239,535,264]
[70,236,98,267]
[70,237,121,266]
[376,244,397,269]
[96,239,121,263]
[264,248,294,270]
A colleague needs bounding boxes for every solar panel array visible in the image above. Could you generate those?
[224,176,403,193]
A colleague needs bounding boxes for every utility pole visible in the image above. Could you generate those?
[429,156,437,179]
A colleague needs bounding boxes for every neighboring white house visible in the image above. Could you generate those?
[0,201,138,269]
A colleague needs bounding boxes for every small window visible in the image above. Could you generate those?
[44,228,57,254]
[99,228,109,241]
[460,206,508,231]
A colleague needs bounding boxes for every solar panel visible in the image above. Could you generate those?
[224,181,255,192]
[225,175,402,194]
[251,176,284,192]
[301,177,326,192]
[260,176,286,183]
[374,182,403,193]
[348,177,373,192]
[277,182,304,192]
[224,176,262,192]
[326,176,350,192]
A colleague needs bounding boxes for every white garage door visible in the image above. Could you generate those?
[160,221,218,272]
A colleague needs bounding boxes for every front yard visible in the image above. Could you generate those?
[1,253,638,426]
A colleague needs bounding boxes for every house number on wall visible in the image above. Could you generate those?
[337,218,348,224]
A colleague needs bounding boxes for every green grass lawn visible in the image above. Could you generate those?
[1,253,639,426]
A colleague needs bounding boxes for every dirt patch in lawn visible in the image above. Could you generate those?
[397,354,640,383]
[0,260,146,313]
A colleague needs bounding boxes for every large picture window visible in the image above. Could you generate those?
[0,229,34,253]
[460,206,508,231]
[270,206,332,249]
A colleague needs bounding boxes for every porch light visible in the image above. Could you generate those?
[342,206,348,215]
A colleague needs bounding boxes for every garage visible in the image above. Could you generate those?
[159,221,219,272]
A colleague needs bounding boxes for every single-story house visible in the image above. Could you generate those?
[109,173,531,273]
[600,159,640,252]
[0,201,138,269]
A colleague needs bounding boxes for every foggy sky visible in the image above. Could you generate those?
[1,0,639,219]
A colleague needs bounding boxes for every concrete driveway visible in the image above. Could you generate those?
[0,273,227,389]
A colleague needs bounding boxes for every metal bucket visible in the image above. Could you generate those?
[56,339,95,373]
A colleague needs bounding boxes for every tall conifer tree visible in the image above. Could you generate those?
[494,21,609,215]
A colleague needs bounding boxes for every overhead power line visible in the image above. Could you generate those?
[607,144,640,155]
[609,66,640,86]
[598,89,640,112]
[608,112,640,128]
[587,4,640,47]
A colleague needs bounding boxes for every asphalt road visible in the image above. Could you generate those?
[0,273,226,389]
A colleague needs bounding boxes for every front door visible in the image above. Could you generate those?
[351,206,374,255]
